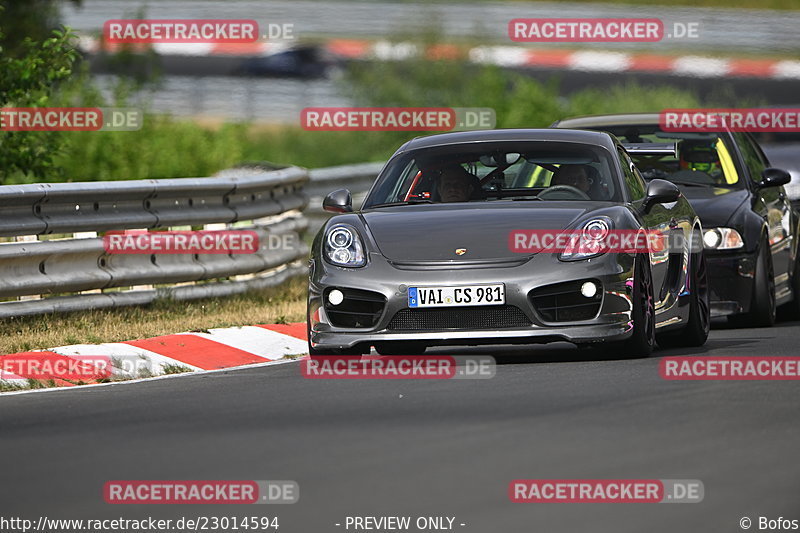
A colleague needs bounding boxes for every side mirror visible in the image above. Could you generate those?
[323,188,353,213]
[641,179,681,213]
[759,167,791,188]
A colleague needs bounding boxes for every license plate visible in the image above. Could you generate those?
[408,284,505,308]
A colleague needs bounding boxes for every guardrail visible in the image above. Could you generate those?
[0,161,385,318]
[306,162,384,233]
[307,162,384,198]
[0,167,310,318]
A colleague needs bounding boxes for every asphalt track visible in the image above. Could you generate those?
[2,319,800,532]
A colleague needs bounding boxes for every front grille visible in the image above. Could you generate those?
[529,280,602,322]
[388,305,531,331]
[325,287,386,328]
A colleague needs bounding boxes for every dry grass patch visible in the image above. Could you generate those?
[0,276,307,355]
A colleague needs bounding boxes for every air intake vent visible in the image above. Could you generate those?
[388,305,531,331]
[324,288,386,328]
[529,280,602,322]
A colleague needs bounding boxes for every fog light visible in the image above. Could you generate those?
[328,289,344,306]
[580,281,598,298]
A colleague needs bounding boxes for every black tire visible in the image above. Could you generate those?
[374,342,427,356]
[657,251,710,348]
[779,254,800,320]
[608,255,655,358]
[729,237,776,328]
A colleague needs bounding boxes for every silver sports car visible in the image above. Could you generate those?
[307,129,709,358]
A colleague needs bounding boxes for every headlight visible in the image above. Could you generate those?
[703,228,744,250]
[324,224,366,267]
[559,217,613,261]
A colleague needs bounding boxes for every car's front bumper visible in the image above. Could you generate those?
[308,251,637,351]
[706,251,757,317]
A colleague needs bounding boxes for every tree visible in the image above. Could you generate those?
[0,0,80,58]
[0,1,79,180]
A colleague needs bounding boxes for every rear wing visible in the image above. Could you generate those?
[622,142,677,157]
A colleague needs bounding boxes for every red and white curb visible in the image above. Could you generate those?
[0,323,308,390]
[78,35,800,80]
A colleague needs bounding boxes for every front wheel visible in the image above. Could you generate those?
[729,238,775,328]
[657,251,710,347]
[779,253,800,320]
[608,255,655,358]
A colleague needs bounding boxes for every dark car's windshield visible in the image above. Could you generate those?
[363,141,622,208]
[585,125,743,189]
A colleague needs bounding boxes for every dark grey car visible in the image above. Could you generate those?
[307,129,709,358]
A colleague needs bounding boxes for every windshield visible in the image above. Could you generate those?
[363,141,622,208]
[595,125,743,189]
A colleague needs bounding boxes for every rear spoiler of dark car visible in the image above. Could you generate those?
[622,143,677,157]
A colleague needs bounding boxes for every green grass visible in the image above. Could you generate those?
[28,121,399,183]
[0,381,27,392]
[0,39,770,185]
[35,78,710,185]
[162,363,193,375]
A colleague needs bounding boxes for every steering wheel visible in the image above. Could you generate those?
[537,185,591,201]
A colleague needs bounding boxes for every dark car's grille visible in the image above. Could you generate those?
[324,288,386,328]
[529,280,602,322]
[388,305,531,331]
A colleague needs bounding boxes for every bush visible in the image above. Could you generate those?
[0,27,79,180]
[12,32,736,183]
[344,54,704,127]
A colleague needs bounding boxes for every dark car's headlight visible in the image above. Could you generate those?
[559,217,613,261]
[703,227,744,250]
[324,224,366,267]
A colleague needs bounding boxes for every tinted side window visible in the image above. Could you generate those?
[745,132,771,165]
[618,148,646,201]
[735,132,767,184]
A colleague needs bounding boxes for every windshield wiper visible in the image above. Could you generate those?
[510,196,544,201]
[367,199,435,208]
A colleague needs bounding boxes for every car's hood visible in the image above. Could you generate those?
[361,203,597,262]
[677,187,749,228]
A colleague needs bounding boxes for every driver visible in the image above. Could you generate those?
[436,165,480,203]
[550,164,593,195]
[679,141,722,180]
